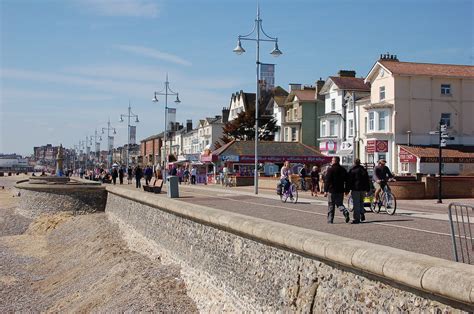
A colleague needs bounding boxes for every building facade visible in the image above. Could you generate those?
[359,54,474,173]
[319,71,370,166]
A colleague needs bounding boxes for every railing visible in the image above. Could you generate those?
[448,202,474,264]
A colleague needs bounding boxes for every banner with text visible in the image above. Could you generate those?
[129,126,136,145]
[108,136,114,151]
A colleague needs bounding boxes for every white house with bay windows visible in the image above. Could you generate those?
[318,71,370,166]
[359,54,474,173]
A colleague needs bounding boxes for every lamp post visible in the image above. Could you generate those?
[152,74,181,179]
[101,118,116,169]
[119,101,139,172]
[233,5,282,194]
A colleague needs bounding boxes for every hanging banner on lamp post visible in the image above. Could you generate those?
[129,126,136,145]
[108,136,114,151]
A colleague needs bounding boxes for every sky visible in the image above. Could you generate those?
[1,0,473,156]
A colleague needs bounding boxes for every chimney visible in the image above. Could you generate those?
[288,83,302,91]
[315,78,325,100]
[379,52,399,62]
[222,107,230,123]
[338,70,356,77]
[186,119,193,132]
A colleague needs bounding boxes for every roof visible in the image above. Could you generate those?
[230,90,256,112]
[212,140,326,157]
[141,132,164,142]
[328,76,370,92]
[380,60,474,78]
[292,89,316,102]
[400,145,474,158]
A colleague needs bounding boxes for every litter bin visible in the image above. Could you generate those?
[167,175,179,198]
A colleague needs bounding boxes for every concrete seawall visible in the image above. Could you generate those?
[105,186,473,312]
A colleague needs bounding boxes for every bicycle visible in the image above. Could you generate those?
[280,182,298,204]
[371,182,397,215]
[347,191,374,213]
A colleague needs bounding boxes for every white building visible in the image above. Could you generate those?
[319,71,370,166]
[228,90,256,121]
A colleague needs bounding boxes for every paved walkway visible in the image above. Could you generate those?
[112,180,474,262]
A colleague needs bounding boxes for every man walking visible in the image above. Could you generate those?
[324,156,350,224]
[348,159,370,224]
[134,165,143,189]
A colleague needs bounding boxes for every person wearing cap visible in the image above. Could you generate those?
[373,159,395,206]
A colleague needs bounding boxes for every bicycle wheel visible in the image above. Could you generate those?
[347,195,354,212]
[290,184,298,204]
[371,198,381,213]
[280,190,288,203]
[384,193,397,215]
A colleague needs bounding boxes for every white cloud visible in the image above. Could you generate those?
[116,45,192,66]
[80,0,159,18]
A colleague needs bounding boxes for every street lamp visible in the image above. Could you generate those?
[233,5,282,194]
[101,118,117,169]
[152,74,181,179]
[119,101,139,171]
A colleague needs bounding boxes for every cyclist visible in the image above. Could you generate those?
[280,160,292,196]
[373,159,396,206]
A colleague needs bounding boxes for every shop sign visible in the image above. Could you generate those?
[421,157,474,163]
[399,148,417,163]
[240,155,332,164]
[221,155,239,162]
[367,140,388,153]
[319,140,337,153]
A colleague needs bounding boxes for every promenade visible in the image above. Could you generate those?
[116,180,473,261]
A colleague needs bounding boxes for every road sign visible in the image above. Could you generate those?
[440,124,448,132]
[441,139,447,147]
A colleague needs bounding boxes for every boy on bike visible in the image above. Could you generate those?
[373,159,395,206]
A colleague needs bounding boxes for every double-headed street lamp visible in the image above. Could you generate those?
[119,101,139,171]
[233,6,282,194]
[152,74,181,179]
[101,118,116,169]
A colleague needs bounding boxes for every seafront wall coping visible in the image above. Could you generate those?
[105,186,473,310]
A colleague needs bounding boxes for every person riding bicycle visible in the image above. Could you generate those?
[280,160,292,196]
[373,159,396,206]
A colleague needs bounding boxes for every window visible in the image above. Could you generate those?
[321,121,327,137]
[348,100,354,111]
[293,108,298,119]
[369,112,375,131]
[329,120,336,136]
[378,153,386,162]
[348,119,354,137]
[331,99,336,111]
[379,86,385,101]
[401,162,409,173]
[284,128,289,141]
[378,111,386,131]
[441,84,451,95]
[441,113,451,127]
[291,128,297,141]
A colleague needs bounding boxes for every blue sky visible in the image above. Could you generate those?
[1,0,472,156]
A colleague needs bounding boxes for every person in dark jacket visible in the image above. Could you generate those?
[324,156,350,224]
[118,166,124,184]
[134,165,143,189]
[347,159,370,224]
[111,167,118,185]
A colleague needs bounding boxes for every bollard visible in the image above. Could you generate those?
[167,175,179,198]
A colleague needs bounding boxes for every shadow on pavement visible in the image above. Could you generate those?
[362,219,414,224]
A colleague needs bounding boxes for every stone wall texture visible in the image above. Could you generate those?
[17,185,107,218]
[105,187,473,312]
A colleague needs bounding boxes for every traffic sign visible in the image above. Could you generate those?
[440,139,447,147]
[440,124,448,132]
